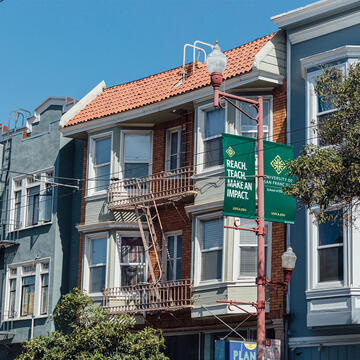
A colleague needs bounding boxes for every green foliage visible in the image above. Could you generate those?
[284,62,360,221]
[16,289,169,360]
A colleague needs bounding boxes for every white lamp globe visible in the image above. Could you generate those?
[206,41,227,74]
[281,246,297,270]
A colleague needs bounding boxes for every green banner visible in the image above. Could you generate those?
[264,141,296,224]
[223,134,256,219]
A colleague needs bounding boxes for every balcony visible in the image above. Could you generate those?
[108,166,195,210]
[103,279,192,314]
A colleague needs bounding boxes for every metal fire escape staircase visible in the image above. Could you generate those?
[105,166,195,313]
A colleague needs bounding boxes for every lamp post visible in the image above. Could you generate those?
[206,42,296,360]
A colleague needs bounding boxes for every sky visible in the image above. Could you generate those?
[0,0,315,125]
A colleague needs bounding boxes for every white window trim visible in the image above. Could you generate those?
[4,258,50,321]
[162,231,182,280]
[114,231,148,288]
[165,126,183,171]
[194,212,225,287]
[119,129,153,180]
[9,168,54,232]
[233,220,272,281]
[87,131,113,197]
[82,232,109,298]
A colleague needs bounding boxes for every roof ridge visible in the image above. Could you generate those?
[104,32,277,92]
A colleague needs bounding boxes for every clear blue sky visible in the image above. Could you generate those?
[0,0,315,124]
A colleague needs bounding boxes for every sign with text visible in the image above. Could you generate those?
[223,134,256,219]
[264,141,296,224]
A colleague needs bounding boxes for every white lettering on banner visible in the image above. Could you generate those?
[226,160,248,170]
[227,189,249,200]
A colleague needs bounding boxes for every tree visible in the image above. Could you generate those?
[16,289,169,360]
[284,62,360,222]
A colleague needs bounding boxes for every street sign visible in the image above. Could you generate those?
[264,141,296,224]
[223,134,256,219]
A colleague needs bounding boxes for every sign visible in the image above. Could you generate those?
[223,134,256,219]
[214,339,281,360]
[264,141,296,224]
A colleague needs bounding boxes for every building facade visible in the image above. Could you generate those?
[272,1,360,359]
[61,33,288,359]
[0,98,83,358]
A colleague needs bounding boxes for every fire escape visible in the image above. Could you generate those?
[104,166,195,314]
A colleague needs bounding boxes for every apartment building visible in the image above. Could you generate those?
[0,98,83,359]
[60,32,288,360]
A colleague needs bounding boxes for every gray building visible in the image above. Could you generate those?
[272,1,360,359]
[0,98,83,358]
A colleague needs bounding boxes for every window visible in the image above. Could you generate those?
[203,108,225,169]
[318,210,344,283]
[200,216,223,282]
[122,132,151,179]
[165,127,185,171]
[89,237,107,293]
[6,260,50,320]
[89,134,112,194]
[238,99,271,139]
[11,169,54,231]
[165,233,182,280]
[119,237,146,286]
[235,221,271,278]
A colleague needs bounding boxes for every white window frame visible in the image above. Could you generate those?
[165,126,183,171]
[233,220,272,281]
[163,231,182,281]
[234,96,273,140]
[87,132,113,197]
[10,168,54,232]
[194,212,225,287]
[120,130,153,180]
[196,103,228,175]
[114,231,148,287]
[82,232,109,298]
[4,258,50,321]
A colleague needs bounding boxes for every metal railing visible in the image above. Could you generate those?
[103,279,192,314]
[108,166,195,210]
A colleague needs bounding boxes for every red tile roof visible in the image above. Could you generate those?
[65,33,276,127]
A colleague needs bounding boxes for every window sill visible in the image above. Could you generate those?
[9,221,52,233]
[4,314,48,322]
[85,192,107,202]
[193,280,257,291]
[193,166,224,179]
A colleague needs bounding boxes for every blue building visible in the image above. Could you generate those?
[272,1,360,358]
[0,98,83,358]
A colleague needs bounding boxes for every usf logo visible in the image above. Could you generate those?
[270,154,286,175]
[226,146,235,158]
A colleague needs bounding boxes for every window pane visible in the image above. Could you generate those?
[319,246,343,282]
[205,109,225,138]
[318,95,334,113]
[170,155,178,170]
[124,163,149,178]
[121,237,144,264]
[95,137,111,165]
[204,138,223,168]
[124,135,150,162]
[318,211,343,246]
[201,250,222,281]
[167,260,174,281]
[176,235,182,258]
[176,258,182,280]
[168,236,175,257]
[21,276,35,316]
[170,132,178,155]
[202,218,223,250]
[27,186,40,226]
[121,265,145,286]
[40,274,48,315]
[95,164,110,191]
[15,191,21,229]
[90,237,107,265]
[89,266,106,293]
[240,247,257,276]
[9,279,16,318]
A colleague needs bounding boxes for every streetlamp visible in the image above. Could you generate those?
[206,42,296,360]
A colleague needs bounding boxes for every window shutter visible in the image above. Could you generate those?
[240,247,257,276]
[202,218,223,249]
